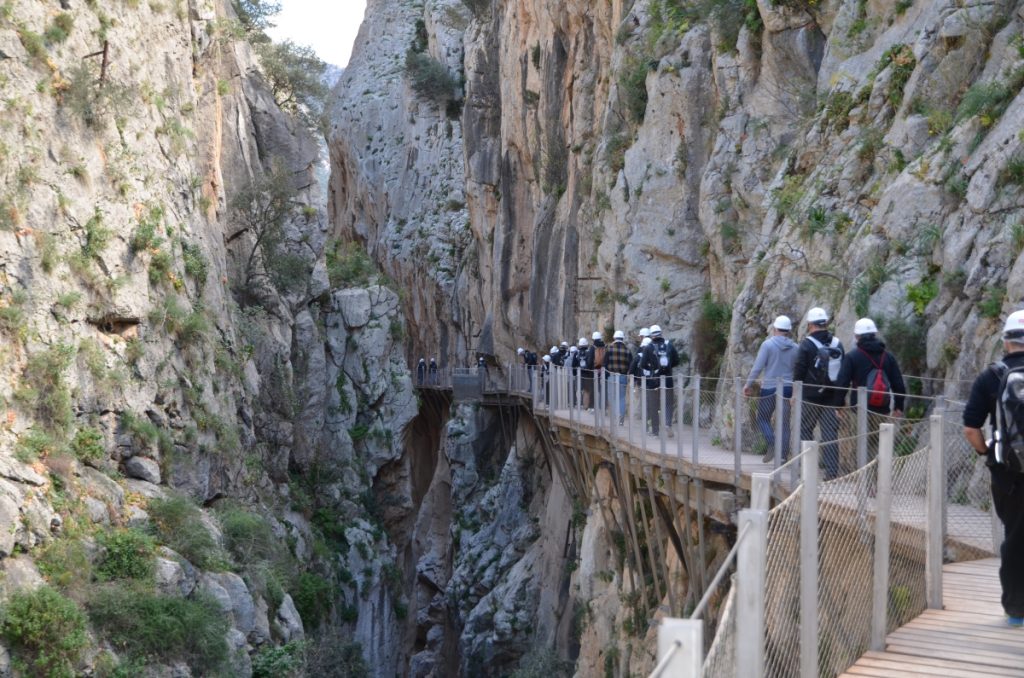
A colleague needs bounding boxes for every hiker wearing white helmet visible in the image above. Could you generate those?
[744,315,798,463]
[793,307,845,479]
[963,309,1024,626]
[605,330,632,424]
[584,331,607,412]
[835,317,906,417]
[640,324,681,435]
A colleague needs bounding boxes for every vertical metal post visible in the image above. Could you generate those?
[857,387,868,468]
[641,376,648,439]
[676,379,685,460]
[800,440,819,678]
[576,366,582,427]
[926,414,945,609]
[774,377,784,468]
[871,423,895,650]
[751,472,771,512]
[736,509,767,678]
[660,376,668,456]
[612,373,619,442]
[596,369,603,432]
[734,377,743,487]
[791,382,804,489]
[692,376,701,465]
[532,362,539,413]
[656,618,703,678]
[627,376,634,447]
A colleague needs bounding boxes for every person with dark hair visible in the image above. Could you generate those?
[428,358,438,385]
[416,358,426,386]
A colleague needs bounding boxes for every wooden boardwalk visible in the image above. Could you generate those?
[840,558,1024,677]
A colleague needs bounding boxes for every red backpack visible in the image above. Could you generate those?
[861,349,892,410]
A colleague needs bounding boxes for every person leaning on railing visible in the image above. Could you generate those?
[963,309,1024,627]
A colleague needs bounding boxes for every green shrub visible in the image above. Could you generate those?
[120,411,174,458]
[605,133,630,175]
[822,90,856,132]
[96,529,156,581]
[44,13,74,43]
[405,50,459,104]
[876,44,916,108]
[1000,155,1024,187]
[15,428,60,463]
[148,249,174,285]
[182,242,209,286]
[255,40,328,131]
[149,296,208,346]
[16,344,76,435]
[0,287,29,341]
[693,294,730,376]
[87,584,229,672]
[326,239,377,288]
[219,506,278,564]
[252,640,306,678]
[878,315,927,374]
[905,278,938,316]
[129,206,164,253]
[17,28,46,61]
[956,69,1024,126]
[82,207,111,260]
[291,572,333,629]
[147,496,227,570]
[37,538,93,591]
[619,56,651,125]
[1,586,89,678]
[979,286,1006,319]
[70,427,105,463]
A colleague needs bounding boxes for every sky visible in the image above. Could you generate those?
[265,0,368,67]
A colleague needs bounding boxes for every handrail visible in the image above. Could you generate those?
[690,521,750,620]
[648,639,682,678]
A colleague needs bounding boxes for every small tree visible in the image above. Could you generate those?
[233,0,281,34]
[255,40,328,133]
[230,166,309,296]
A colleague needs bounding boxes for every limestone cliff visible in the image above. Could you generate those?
[0,0,422,675]
[329,0,1024,674]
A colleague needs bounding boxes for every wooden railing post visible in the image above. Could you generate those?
[871,423,895,650]
[737,508,767,678]
[926,414,945,609]
[800,440,819,678]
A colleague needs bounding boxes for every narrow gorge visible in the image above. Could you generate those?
[0,0,1021,676]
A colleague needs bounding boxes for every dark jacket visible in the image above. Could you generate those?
[640,338,680,388]
[964,352,1024,430]
[835,337,906,413]
[793,329,844,405]
[629,348,644,378]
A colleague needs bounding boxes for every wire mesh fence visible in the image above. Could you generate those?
[761,488,803,678]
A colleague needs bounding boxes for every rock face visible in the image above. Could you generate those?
[0,0,422,674]
[329,0,1024,673]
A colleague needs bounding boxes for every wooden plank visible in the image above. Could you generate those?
[842,657,1020,678]
[889,627,1024,655]
[905,618,1024,643]
[882,640,1024,669]
[860,650,1024,675]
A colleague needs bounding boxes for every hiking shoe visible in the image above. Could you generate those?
[1008,616,1024,627]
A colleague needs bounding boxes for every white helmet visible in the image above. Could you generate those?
[550,346,558,354]
[854,318,878,336]
[639,327,651,338]
[569,345,578,353]
[641,337,652,347]
[592,331,602,341]
[650,324,663,336]
[578,337,589,347]
[613,330,625,340]
[807,307,829,324]
[517,347,524,355]
[560,341,569,348]
[773,315,792,331]
[1004,310,1024,339]
[542,354,551,363]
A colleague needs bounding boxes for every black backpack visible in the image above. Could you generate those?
[994,361,1024,472]
[804,335,843,396]
[525,351,538,366]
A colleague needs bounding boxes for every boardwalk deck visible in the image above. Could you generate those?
[839,558,1024,677]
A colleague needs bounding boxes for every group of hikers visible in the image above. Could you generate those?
[514,307,907,479]
[413,306,1024,628]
